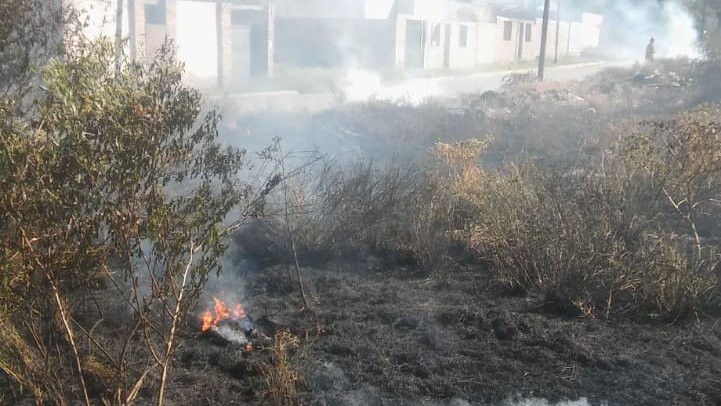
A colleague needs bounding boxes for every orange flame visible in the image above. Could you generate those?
[200,297,247,333]
[232,303,246,319]
[200,311,213,333]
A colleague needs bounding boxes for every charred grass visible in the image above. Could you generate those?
[246,105,721,322]
[4,60,721,405]
[236,262,721,405]
[162,60,721,405]
[216,60,721,404]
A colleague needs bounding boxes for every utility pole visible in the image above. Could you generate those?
[538,0,551,80]
[554,0,561,63]
[701,0,707,40]
[115,0,124,78]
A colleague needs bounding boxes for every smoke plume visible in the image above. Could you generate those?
[601,0,702,60]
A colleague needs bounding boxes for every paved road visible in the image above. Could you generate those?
[217,61,629,114]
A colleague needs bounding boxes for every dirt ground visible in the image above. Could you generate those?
[165,258,721,406]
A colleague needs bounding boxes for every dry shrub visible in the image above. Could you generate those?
[259,107,721,319]
[432,138,489,188]
[443,108,721,320]
[238,104,721,320]
[313,162,417,254]
[404,175,454,270]
[0,322,46,401]
[619,105,721,247]
[465,165,718,319]
[465,166,640,316]
[259,331,302,406]
[636,238,719,319]
[267,159,454,270]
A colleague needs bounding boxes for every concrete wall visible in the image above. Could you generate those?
[475,22,497,65]
[66,0,129,41]
[143,0,179,63]
[494,18,521,63]
[568,22,584,55]
[448,23,478,69]
[410,0,491,22]
[145,23,165,61]
[274,0,365,19]
[423,21,446,69]
[274,0,488,21]
[143,0,170,63]
[394,16,408,68]
[275,18,395,68]
[126,0,145,60]
[231,25,251,84]
[217,2,232,87]
[528,13,602,60]
[64,0,273,89]
[518,21,535,60]
[65,0,155,62]
[176,0,217,81]
[530,19,573,60]
[68,0,599,88]
[580,12,603,50]
[232,8,273,78]
[396,15,504,70]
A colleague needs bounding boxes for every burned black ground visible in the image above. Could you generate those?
[166,260,721,406]
[158,60,721,406]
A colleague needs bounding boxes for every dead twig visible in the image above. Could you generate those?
[276,142,309,310]
[157,239,194,406]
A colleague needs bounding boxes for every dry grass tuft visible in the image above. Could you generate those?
[259,331,303,406]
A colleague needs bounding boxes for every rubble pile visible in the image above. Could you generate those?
[460,59,709,121]
[461,80,593,121]
[567,60,701,114]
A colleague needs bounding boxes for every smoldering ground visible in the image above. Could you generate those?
[184,55,721,406]
[191,8,721,404]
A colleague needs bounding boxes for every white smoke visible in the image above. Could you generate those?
[437,395,605,406]
[340,69,384,102]
[602,0,701,60]
[660,1,702,58]
[340,69,449,104]
[501,398,603,406]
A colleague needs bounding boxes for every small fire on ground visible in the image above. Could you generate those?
[199,297,256,351]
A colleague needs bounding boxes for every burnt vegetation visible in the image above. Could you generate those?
[239,58,721,322]
[2,1,721,406]
[227,58,721,405]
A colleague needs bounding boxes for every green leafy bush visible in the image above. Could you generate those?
[0,40,249,404]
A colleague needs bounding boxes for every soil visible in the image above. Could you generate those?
[165,259,721,406]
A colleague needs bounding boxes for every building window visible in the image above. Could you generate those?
[459,25,468,47]
[525,24,532,42]
[431,23,441,46]
[145,3,165,25]
[503,21,512,41]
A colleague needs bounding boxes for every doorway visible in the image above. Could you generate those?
[404,20,425,69]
